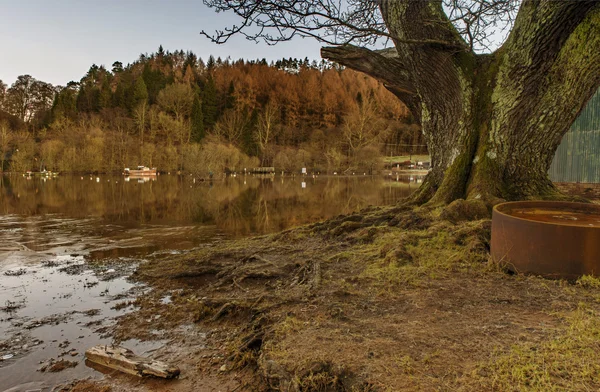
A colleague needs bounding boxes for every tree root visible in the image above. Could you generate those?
[440,198,490,223]
[169,267,220,280]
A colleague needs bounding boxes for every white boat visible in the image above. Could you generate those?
[123,166,157,176]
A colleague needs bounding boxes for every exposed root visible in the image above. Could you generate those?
[440,198,490,222]
[388,209,433,229]
[294,361,350,391]
[211,302,239,321]
[170,266,220,280]
[292,260,322,290]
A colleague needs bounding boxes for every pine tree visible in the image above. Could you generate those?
[142,63,167,104]
[113,81,126,108]
[242,109,259,156]
[98,78,112,109]
[225,81,236,110]
[112,61,123,73]
[202,75,217,130]
[50,94,64,120]
[183,51,197,70]
[51,86,77,120]
[206,55,216,72]
[133,76,148,107]
[190,95,205,143]
[76,84,99,112]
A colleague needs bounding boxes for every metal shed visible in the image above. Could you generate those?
[549,89,600,183]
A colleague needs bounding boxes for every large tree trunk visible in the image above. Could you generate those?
[323,1,600,207]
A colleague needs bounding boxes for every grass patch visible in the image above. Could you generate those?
[360,225,487,287]
[275,315,304,338]
[474,305,600,391]
[576,274,600,289]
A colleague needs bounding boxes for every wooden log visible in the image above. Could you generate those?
[85,345,180,379]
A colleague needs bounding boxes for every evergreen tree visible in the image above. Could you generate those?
[98,78,112,109]
[112,61,123,73]
[75,86,86,112]
[75,84,99,112]
[202,75,217,130]
[133,76,148,107]
[183,51,197,70]
[113,81,126,108]
[190,95,205,143]
[124,83,135,111]
[225,81,236,110]
[242,109,259,156]
[206,55,216,72]
[142,63,169,104]
[51,85,78,120]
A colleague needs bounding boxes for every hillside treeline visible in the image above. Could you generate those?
[0,47,423,174]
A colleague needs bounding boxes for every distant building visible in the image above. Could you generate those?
[549,89,600,183]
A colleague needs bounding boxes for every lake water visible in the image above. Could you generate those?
[0,173,420,390]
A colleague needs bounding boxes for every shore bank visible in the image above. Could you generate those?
[60,204,600,391]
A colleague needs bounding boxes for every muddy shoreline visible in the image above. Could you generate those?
[0,251,162,391]
[0,175,420,391]
[68,205,600,391]
[3,176,599,391]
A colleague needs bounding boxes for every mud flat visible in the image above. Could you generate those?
[0,251,168,391]
[0,214,211,391]
[92,206,600,391]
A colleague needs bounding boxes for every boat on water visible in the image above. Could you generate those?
[123,166,157,176]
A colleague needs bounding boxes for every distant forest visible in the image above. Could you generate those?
[0,46,423,175]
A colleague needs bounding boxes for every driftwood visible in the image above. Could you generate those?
[85,345,180,379]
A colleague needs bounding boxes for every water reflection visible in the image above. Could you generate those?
[0,174,419,239]
[0,173,420,389]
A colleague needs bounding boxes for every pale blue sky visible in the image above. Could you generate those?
[0,0,323,86]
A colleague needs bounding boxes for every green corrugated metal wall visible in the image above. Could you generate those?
[549,89,600,183]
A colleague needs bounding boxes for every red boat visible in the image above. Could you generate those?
[123,166,157,176]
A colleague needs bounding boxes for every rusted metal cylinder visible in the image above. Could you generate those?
[491,201,600,280]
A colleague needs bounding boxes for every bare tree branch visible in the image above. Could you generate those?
[444,0,519,52]
[202,0,521,53]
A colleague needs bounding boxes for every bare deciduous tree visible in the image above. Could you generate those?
[214,108,250,144]
[133,102,148,162]
[157,83,195,122]
[255,101,280,164]
[343,95,388,152]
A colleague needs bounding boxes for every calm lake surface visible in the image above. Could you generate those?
[0,174,420,390]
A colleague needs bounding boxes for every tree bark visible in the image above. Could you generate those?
[322,1,600,207]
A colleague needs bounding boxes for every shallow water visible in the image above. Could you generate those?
[0,173,420,390]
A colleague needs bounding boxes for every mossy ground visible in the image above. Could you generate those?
[69,205,600,391]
